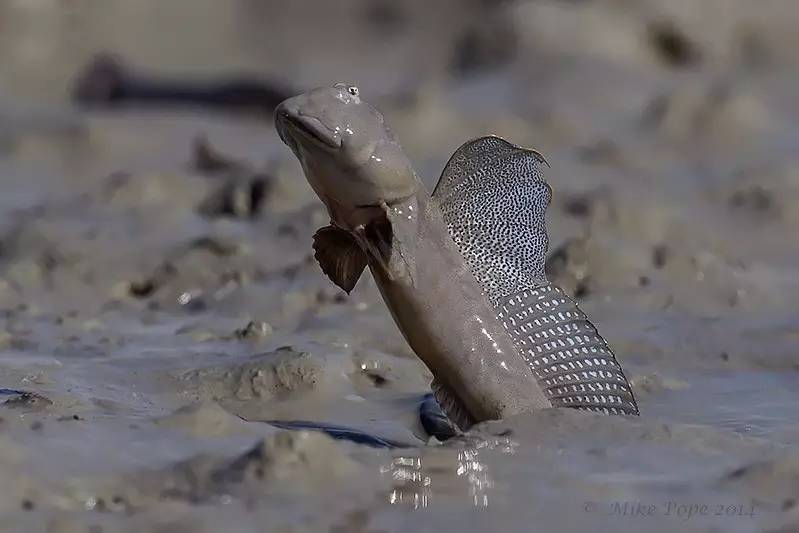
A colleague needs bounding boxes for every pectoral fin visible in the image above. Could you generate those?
[312,225,368,294]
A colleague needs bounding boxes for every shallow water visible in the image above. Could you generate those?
[645,370,799,443]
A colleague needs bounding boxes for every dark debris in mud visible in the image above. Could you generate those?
[557,188,617,227]
[652,244,670,269]
[0,389,52,411]
[546,237,591,299]
[191,136,252,176]
[234,321,273,341]
[192,137,274,220]
[576,140,626,167]
[122,234,255,311]
[450,17,518,77]
[729,184,779,218]
[648,19,702,68]
[197,178,270,220]
[362,0,407,33]
[72,53,292,114]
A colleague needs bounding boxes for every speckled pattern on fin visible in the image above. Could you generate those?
[431,378,475,430]
[433,136,551,299]
[433,135,638,415]
[312,225,367,294]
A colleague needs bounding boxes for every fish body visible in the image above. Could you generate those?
[275,83,637,429]
[364,191,550,425]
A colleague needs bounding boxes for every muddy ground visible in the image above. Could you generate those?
[1,1,799,532]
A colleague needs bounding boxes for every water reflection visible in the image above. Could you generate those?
[383,455,431,508]
[381,436,518,509]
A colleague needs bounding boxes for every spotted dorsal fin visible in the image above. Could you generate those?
[432,135,551,303]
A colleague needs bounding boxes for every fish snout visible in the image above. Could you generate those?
[274,98,307,147]
[274,102,296,149]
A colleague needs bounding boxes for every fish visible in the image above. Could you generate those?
[275,83,638,432]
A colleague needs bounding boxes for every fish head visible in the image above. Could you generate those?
[275,83,418,229]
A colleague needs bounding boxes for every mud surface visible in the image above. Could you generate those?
[1,1,799,531]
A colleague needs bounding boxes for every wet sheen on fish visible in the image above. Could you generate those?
[275,83,638,431]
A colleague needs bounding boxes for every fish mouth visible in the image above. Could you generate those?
[276,108,341,150]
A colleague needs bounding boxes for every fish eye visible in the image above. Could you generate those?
[347,85,359,97]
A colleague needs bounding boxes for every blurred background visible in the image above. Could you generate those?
[2,1,799,531]
[2,0,799,315]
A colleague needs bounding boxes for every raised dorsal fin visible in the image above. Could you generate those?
[433,135,548,197]
[432,135,552,303]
